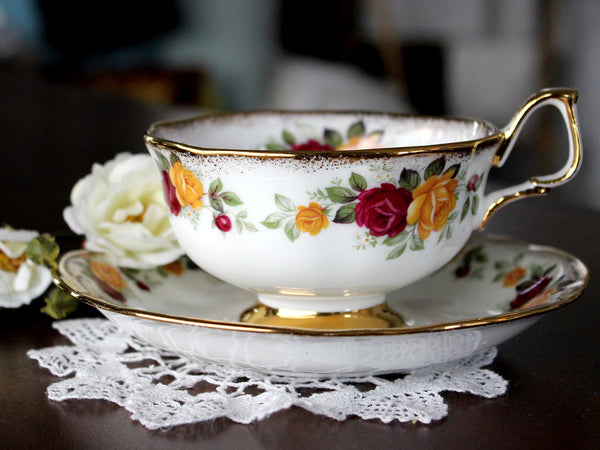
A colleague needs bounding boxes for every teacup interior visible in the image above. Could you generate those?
[150,112,498,151]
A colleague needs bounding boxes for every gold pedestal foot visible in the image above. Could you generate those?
[239,302,405,330]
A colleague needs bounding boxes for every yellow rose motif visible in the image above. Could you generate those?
[503,267,527,287]
[90,260,127,292]
[169,162,204,210]
[296,202,329,236]
[407,171,458,240]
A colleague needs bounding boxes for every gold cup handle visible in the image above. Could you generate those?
[478,88,582,228]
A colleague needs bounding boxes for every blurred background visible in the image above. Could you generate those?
[0,0,597,210]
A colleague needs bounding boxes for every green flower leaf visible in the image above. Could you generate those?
[266,142,288,151]
[471,195,479,215]
[243,221,258,232]
[209,195,224,212]
[347,120,366,139]
[40,287,78,320]
[26,233,60,271]
[324,129,343,148]
[424,156,446,180]
[154,151,171,170]
[169,152,181,166]
[221,191,243,206]
[399,169,421,190]
[386,243,407,260]
[382,231,410,247]
[349,172,367,192]
[409,232,425,251]
[333,203,356,223]
[326,186,357,203]
[285,220,300,242]
[282,130,295,145]
[461,197,471,222]
[261,212,289,229]
[209,178,223,195]
[444,163,461,178]
[275,194,296,212]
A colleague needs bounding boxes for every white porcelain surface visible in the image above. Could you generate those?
[55,234,588,376]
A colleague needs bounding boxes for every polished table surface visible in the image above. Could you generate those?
[1,67,598,449]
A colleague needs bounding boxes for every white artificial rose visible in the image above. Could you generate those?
[63,152,184,269]
[0,229,52,308]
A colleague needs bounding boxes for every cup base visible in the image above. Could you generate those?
[239,302,405,330]
[256,292,386,313]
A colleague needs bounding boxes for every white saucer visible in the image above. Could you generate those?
[54,234,589,376]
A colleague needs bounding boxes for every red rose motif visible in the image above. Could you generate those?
[291,140,335,151]
[215,214,232,232]
[161,170,181,216]
[355,183,413,237]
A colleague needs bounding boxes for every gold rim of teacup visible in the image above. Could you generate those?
[145,110,503,159]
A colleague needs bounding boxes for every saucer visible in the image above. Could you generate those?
[53,234,589,376]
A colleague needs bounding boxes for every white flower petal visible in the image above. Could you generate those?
[64,152,182,268]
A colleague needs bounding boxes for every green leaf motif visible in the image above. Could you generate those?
[471,195,479,215]
[347,120,366,139]
[461,197,471,222]
[169,152,181,166]
[444,163,461,178]
[333,203,356,223]
[349,172,367,192]
[209,195,224,212]
[424,156,446,180]
[275,194,296,212]
[324,129,343,148]
[155,151,170,170]
[261,212,289,229]
[282,130,295,145]
[285,220,300,242]
[386,243,407,260]
[399,169,421,190]
[383,231,410,247]
[221,191,243,206]
[209,178,223,195]
[326,186,357,203]
[409,232,425,251]
[266,142,288,151]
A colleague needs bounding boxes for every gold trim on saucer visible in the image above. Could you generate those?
[52,237,589,338]
[239,302,405,330]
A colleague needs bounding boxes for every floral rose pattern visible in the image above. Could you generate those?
[296,202,330,236]
[263,150,482,259]
[151,121,486,258]
[355,184,412,238]
[83,257,188,303]
[454,244,562,311]
[265,120,383,151]
[151,150,257,235]
[407,171,458,241]
[169,162,204,210]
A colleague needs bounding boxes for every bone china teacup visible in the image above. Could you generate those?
[145,88,581,315]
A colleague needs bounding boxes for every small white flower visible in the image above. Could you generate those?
[63,153,184,269]
[0,229,52,308]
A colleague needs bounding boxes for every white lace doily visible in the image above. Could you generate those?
[28,318,507,429]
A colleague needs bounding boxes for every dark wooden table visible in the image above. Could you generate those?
[1,67,598,449]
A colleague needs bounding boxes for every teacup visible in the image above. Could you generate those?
[145,88,581,318]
